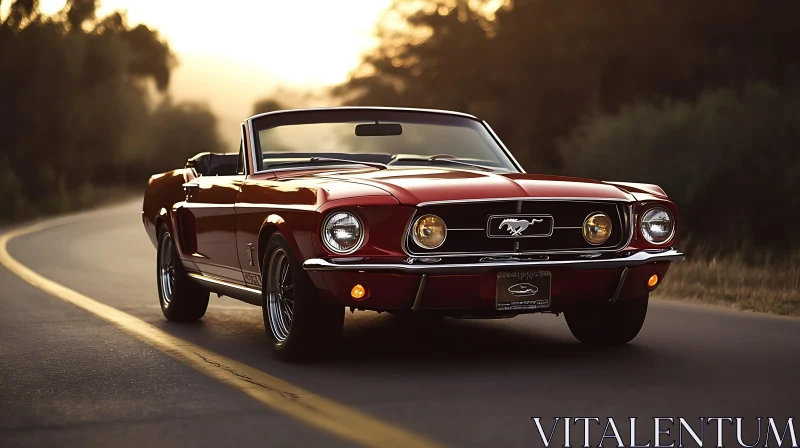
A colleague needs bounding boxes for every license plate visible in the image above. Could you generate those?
[496,270,552,311]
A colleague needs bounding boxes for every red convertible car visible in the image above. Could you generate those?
[142,107,684,361]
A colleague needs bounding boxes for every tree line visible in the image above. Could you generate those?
[334,0,800,254]
[3,0,798,254]
[0,0,222,221]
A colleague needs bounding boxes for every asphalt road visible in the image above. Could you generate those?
[1,200,798,447]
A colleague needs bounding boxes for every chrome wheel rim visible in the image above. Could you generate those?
[266,248,294,342]
[159,233,177,306]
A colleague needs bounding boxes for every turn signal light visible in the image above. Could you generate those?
[647,274,659,287]
[351,284,368,300]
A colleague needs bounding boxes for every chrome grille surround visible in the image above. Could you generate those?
[402,198,634,258]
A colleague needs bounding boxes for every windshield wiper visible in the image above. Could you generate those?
[263,157,387,170]
[393,154,495,171]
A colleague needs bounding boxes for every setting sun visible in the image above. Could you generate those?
[33,0,390,87]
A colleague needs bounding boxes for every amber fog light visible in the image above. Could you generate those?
[583,212,612,245]
[648,274,659,287]
[351,284,368,300]
[412,214,447,249]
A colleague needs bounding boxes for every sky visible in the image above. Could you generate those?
[25,0,392,145]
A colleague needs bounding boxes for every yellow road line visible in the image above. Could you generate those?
[0,219,442,448]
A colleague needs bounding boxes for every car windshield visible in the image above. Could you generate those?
[252,109,519,172]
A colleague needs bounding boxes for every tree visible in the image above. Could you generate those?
[559,82,800,252]
[335,0,800,171]
[252,98,286,116]
[0,0,222,221]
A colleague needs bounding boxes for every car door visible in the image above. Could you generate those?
[181,142,246,283]
[233,120,312,291]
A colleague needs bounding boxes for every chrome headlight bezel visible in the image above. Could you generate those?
[640,206,675,245]
[582,212,613,245]
[411,214,447,250]
[321,211,365,255]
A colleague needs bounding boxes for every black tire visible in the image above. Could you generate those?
[262,234,344,362]
[156,226,209,322]
[564,295,649,346]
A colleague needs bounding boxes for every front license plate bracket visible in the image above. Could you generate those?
[496,270,552,311]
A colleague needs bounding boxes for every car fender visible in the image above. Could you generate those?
[255,213,307,272]
[142,168,196,248]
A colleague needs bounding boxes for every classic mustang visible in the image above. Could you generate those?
[142,107,684,361]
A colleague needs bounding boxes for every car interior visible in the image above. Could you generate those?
[185,152,240,177]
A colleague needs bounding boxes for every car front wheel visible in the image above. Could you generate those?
[564,295,649,346]
[262,234,344,362]
[156,227,209,321]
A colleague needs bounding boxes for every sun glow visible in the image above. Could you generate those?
[8,0,392,145]
[32,0,390,87]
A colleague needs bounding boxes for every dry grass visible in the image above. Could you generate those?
[653,248,800,316]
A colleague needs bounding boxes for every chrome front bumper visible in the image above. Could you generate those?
[303,249,685,274]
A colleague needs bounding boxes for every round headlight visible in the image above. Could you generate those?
[640,207,674,245]
[412,215,447,249]
[583,212,613,245]
[322,212,364,254]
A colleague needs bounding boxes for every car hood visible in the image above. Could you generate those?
[310,167,636,205]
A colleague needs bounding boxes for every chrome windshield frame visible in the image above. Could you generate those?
[244,107,521,176]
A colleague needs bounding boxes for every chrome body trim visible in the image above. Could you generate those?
[623,204,634,248]
[609,267,629,303]
[412,274,428,312]
[245,243,255,266]
[303,249,685,274]
[188,273,262,306]
[248,119,259,174]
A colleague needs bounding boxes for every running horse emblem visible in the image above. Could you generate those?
[499,218,544,236]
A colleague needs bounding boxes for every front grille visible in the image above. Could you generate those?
[405,200,631,256]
